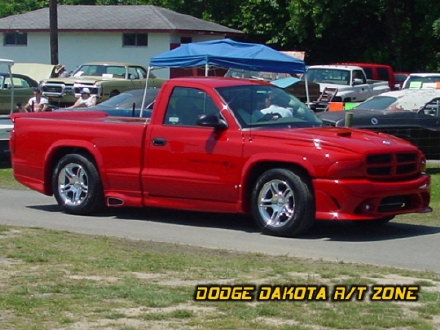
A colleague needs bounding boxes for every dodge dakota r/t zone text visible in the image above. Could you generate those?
[10,77,432,237]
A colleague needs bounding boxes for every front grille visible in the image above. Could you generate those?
[64,86,74,95]
[370,127,440,160]
[42,86,62,93]
[366,152,420,181]
[73,86,99,96]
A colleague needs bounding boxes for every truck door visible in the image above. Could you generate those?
[142,86,243,203]
[351,69,370,101]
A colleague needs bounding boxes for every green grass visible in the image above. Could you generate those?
[0,226,438,330]
[394,165,439,227]
[0,166,27,190]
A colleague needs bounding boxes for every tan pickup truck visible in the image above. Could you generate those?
[39,61,165,106]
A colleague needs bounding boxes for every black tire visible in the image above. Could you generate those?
[251,168,315,237]
[52,153,103,215]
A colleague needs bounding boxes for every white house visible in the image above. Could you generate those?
[0,5,242,78]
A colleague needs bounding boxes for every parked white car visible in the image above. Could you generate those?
[402,73,440,89]
[348,88,440,112]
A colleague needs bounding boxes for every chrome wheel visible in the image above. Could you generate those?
[252,168,315,237]
[57,162,89,207]
[53,154,103,214]
[257,179,295,228]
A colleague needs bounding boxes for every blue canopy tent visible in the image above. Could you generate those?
[141,39,309,112]
[149,38,306,75]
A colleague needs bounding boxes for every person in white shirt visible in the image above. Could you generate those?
[22,88,49,112]
[260,93,293,119]
[67,88,97,108]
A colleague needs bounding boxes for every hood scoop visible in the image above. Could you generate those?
[336,130,352,137]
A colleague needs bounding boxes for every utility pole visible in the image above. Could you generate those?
[49,0,59,64]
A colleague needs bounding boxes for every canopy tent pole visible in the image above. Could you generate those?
[140,66,152,118]
[205,63,209,77]
[304,73,310,106]
[8,62,15,116]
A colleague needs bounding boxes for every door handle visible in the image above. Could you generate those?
[152,137,167,146]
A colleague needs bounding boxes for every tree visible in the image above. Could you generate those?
[1,0,438,71]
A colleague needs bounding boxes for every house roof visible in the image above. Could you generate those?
[0,5,243,35]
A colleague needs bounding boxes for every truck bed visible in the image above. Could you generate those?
[11,111,148,196]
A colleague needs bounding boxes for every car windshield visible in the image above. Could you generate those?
[403,75,440,89]
[354,96,398,110]
[216,85,322,129]
[305,68,350,85]
[99,89,159,110]
[73,65,126,78]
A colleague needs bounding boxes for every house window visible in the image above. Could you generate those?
[180,37,192,44]
[4,32,27,46]
[123,33,148,47]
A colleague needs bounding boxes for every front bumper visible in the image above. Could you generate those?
[314,174,431,220]
[41,83,101,101]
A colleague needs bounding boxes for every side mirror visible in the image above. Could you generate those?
[352,78,364,86]
[197,114,228,130]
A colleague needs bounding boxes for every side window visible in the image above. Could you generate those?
[164,87,219,126]
[377,68,390,82]
[420,98,440,117]
[106,66,125,78]
[4,77,30,88]
[127,67,139,79]
[363,67,373,79]
[137,67,147,79]
[353,70,366,84]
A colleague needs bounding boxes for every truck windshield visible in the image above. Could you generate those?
[73,65,126,78]
[216,85,322,129]
[306,68,350,85]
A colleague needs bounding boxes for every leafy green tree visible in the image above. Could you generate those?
[0,0,438,71]
[287,0,439,71]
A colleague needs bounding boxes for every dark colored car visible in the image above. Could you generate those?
[317,91,440,159]
[55,88,160,117]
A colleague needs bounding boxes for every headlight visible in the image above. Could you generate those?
[327,159,365,179]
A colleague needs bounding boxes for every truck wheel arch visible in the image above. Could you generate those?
[251,167,316,237]
[109,90,120,98]
[51,153,104,214]
[44,145,104,195]
[241,161,314,213]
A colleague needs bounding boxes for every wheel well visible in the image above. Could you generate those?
[242,162,312,212]
[109,90,120,98]
[44,147,97,195]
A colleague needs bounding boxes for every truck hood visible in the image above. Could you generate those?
[251,126,416,155]
[12,63,58,82]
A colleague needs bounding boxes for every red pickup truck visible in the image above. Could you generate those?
[10,77,431,237]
